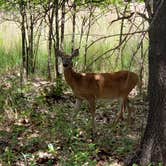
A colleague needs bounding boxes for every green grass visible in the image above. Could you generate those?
[0,73,144,165]
[0,40,21,73]
[0,18,148,78]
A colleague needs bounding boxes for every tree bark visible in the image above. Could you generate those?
[54,0,60,78]
[71,2,76,53]
[61,0,65,48]
[47,6,54,81]
[19,1,27,84]
[126,1,166,165]
[84,5,93,70]
[20,4,26,71]
[29,11,34,73]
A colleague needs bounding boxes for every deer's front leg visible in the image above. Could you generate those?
[73,98,83,118]
[74,98,82,110]
[87,97,96,137]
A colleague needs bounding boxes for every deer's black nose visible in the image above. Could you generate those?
[63,64,68,67]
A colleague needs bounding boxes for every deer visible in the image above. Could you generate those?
[58,49,139,135]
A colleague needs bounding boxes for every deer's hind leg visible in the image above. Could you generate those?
[126,98,133,126]
[120,97,132,126]
[113,97,128,125]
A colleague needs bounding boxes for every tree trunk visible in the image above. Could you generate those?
[20,7,26,71]
[126,1,166,165]
[54,0,60,78]
[47,6,54,81]
[29,12,34,73]
[61,0,65,48]
[84,5,93,70]
[20,1,27,84]
[71,2,76,53]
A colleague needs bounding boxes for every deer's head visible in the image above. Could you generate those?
[58,49,79,69]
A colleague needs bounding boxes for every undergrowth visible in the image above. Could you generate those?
[0,70,148,165]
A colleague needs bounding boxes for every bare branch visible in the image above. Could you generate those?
[109,12,134,26]
[87,30,147,49]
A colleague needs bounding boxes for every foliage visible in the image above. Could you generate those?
[0,0,148,80]
[54,76,65,96]
[0,21,148,77]
[0,69,148,165]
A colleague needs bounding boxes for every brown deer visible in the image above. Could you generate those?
[58,49,139,134]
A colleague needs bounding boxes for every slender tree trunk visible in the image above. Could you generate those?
[47,7,54,81]
[48,21,52,81]
[79,16,86,48]
[119,3,128,69]
[61,0,65,48]
[71,2,76,52]
[84,6,93,70]
[20,1,27,84]
[139,41,144,95]
[29,12,34,73]
[33,21,42,73]
[21,9,26,71]
[54,0,60,78]
[126,1,166,165]
[24,12,29,78]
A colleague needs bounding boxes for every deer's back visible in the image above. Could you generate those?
[67,70,138,100]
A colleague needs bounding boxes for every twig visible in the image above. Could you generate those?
[85,34,129,70]
[110,12,134,26]
[87,30,147,49]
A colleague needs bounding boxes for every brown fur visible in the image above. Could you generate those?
[64,68,138,100]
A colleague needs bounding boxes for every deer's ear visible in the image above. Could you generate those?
[58,50,65,58]
[71,49,79,58]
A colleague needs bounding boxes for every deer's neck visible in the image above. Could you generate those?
[64,67,79,88]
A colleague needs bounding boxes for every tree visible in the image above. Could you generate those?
[43,1,55,80]
[126,0,166,165]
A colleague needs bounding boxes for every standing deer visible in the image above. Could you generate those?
[58,49,139,135]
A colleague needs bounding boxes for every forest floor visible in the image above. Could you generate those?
[0,70,148,166]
